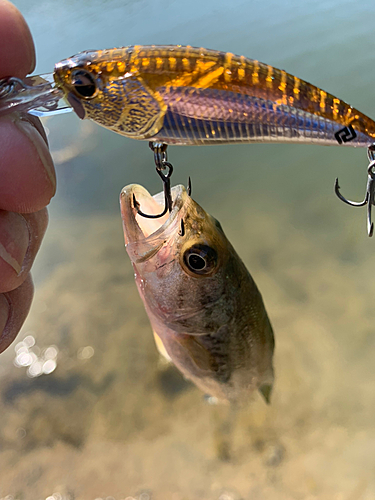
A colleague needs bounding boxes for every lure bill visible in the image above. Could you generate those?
[51,45,375,147]
[0,74,69,118]
[120,183,275,403]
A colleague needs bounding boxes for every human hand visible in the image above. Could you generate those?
[0,0,56,353]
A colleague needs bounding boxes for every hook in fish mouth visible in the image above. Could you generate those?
[133,162,174,219]
[120,183,190,247]
[132,142,192,220]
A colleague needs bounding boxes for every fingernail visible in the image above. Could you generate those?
[14,118,56,193]
[0,211,29,275]
[0,294,10,335]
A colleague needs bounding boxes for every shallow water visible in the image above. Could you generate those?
[2,1,375,499]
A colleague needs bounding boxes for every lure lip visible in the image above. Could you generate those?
[0,73,70,118]
[120,183,188,258]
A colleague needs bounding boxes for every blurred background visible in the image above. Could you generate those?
[1,0,375,498]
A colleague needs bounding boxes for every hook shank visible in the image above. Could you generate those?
[134,143,174,219]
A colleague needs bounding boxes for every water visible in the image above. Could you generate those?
[1,0,375,498]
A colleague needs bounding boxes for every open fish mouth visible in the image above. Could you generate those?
[120,184,187,247]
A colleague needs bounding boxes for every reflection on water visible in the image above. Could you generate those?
[2,0,375,498]
[14,335,58,378]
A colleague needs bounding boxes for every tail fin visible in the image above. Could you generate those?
[259,383,273,404]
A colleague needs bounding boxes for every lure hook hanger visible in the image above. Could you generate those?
[149,141,192,197]
[133,141,193,219]
[334,145,375,237]
[133,142,174,219]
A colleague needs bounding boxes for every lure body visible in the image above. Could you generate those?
[54,45,375,147]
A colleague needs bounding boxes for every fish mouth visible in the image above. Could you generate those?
[120,183,188,256]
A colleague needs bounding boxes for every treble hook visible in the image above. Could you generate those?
[133,142,174,219]
[334,148,375,237]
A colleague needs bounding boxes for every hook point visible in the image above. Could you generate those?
[187,176,192,196]
[132,193,139,209]
[178,218,185,237]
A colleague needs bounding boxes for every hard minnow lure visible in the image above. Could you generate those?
[1,45,375,233]
[53,45,375,148]
[0,45,374,147]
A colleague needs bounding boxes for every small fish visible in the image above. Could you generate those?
[54,45,375,147]
[120,183,275,403]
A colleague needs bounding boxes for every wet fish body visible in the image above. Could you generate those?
[120,184,274,403]
[54,45,375,147]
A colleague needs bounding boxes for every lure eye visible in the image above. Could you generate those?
[70,69,97,98]
[183,244,218,275]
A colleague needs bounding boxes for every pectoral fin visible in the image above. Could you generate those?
[153,330,172,363]
[177,334,216,374]
[153,330,217,375]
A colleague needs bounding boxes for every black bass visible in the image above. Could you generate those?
[120,183,275,403]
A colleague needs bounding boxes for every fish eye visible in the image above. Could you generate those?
[183,244,218,275]
[70,69,97,98]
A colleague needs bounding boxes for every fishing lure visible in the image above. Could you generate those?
[1,45,374,146]
[1,45,374,233]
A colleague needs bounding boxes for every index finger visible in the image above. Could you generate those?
[0,0,36,78]
[0,1,56,213]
